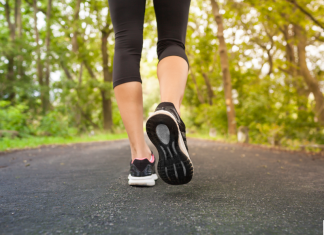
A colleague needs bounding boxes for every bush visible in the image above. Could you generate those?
[37,111,71,137]
[0,101,74,138]
[0,101,32,137]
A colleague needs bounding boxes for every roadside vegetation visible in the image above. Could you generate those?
[1,0,323,153]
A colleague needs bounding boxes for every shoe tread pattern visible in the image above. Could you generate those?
[146,113,193,185]
[155,105,189,154]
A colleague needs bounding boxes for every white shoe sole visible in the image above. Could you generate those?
[128,174,158,186]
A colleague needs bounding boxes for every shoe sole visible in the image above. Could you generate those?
[128,174,158,186]
[146,110,194,185]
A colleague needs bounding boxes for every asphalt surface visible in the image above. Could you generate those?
[0,135,323,235]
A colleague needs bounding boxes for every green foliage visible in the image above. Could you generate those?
[0,101,31,136]
[37,111,72,137]
[0,0,324,150]
[0,101,76,138]
[181,0,324,147]
[0,132,128,151]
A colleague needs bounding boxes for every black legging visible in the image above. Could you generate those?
[108,0,191,89]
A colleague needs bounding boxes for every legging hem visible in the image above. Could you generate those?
[157,55,190,72]
[113,77,142,89]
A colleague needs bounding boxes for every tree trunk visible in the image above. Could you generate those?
[33,0,45,113]
[282,25,297,77]
[190,72,204,104]
[16,0,24,83]
[266,50,273,76]
[101,26,113,131]
[72,0,82,53]
[281,24,309,115]
[45,0,52,111]
[7,57,15,101]
[83,61,96,79]
[210,0,237,135]
[202,72,215,105]
[294,24,324,125]
[70,0,98,129]
[60,60,73,80]
[4,0,16,101]
[187,51,204,104]
[79,63,83,85]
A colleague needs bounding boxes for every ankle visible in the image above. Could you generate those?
[131,146,152,161]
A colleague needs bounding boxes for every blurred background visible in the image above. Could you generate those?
[0,0,324,151]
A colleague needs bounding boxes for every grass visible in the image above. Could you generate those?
[187,131,237,143]
[1,127,322,155]
[0,132,128,152]
[186,127,242,144]
[186,129,324,154]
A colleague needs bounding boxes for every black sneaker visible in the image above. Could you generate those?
[146,102,193,185]
[128,150,158,186]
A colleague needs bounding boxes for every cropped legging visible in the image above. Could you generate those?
[108,0,191,89]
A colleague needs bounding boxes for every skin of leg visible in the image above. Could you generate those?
[157,55,189,117]
[114,81,152,161]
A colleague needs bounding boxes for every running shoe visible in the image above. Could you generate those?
[128,150,158,186]
[146,102,194,185]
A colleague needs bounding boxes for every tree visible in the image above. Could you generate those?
[98,2,114,131]
[210,0,237,135]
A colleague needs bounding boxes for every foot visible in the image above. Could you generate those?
[128,150,158,186]
[146,102,193,185]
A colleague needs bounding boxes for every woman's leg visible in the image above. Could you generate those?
[145,0,193,185]
[108,0,151,161]
[157,56,188,117]
[114,83,151,161]
[153,0,191,116]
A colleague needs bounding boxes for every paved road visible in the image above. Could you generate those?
[0,135,323,234]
